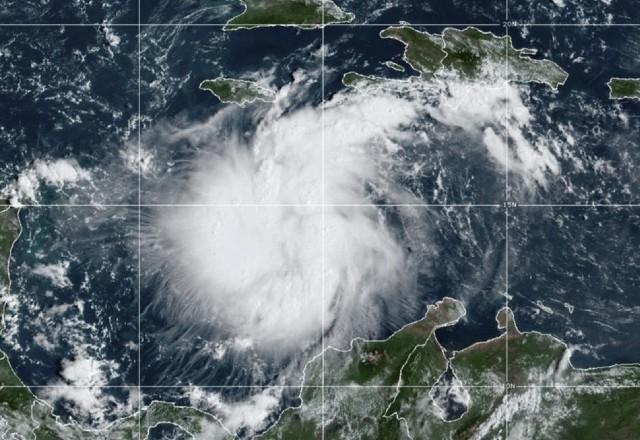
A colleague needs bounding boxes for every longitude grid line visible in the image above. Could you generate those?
[137,0,142,437]
[504,0,510,437]
[321,2,326,440]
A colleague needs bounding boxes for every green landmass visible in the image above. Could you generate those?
[608,78,640,100]
[260,304,640,439]
[140,401,228,438]
[199,77,276,106]
[345,26,568,90]
[0,208,225,438]
[442,27,568,88]
[384,61,405,72]
[259,297,465,439]
[0,207,638,438]
[342,72,385,88]
[0,395,226,439]
[224,0,354,30]
[0,207,18,287]
[380,26,447,76]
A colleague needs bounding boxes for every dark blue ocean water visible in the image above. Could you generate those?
[4,207,138,388]
[2,0,640,432]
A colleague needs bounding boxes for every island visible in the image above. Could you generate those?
[607,78,640,101]
[384,61,405,72]
[344,26,569,90]
[199,77,276,106]
[224,0,354,30]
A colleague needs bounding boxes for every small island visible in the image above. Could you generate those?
[607,78,640,101]
[224,0,354,30]
[384,61,405,72]
[199,77,276,106]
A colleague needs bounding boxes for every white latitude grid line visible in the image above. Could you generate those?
[0,23,504,27]
[2,384,640,389]
[0,383,639,388]
[6,203,640,208]
[3,22,640,27]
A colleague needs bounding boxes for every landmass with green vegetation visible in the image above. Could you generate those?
[344,26,569,90]
[0,208,225,439]
[199,77,276,106]
[607,78,640,100]
[224,0,354,30]
[0,389,224,439]
[384,61,405,72]
[0,209,638,438]
[258,303,640,439]
[342,72,386,88]
[258,297,465,439]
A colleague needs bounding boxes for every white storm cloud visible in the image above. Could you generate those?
[142,88,420,352]
[141,72,563,354]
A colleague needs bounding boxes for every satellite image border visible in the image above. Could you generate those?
[0,0,640,439]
